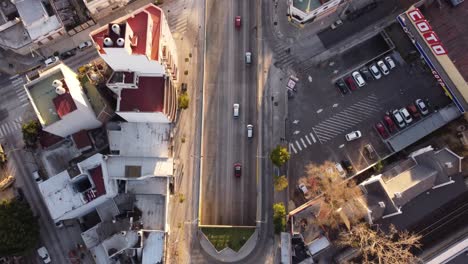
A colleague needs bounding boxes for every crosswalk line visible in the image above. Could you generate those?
[309,132,317,143]
[295,141,302,151]
[305,135,312,144]
[300,138,307,148]
[289,143,297,154]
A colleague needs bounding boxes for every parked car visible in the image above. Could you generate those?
[415,99,429,115]
[247,124,253,138]
[359,67,373,81]
[345,130,362,141]
[78,40,93,50]
[352,71,366,87]
[364,144,376,160]
[235,16,241,28]
[234,163,242,177]
[37,247,51,264]
[392,110,406,128]
[335,79,349,94]
[330,19,343,29]
[399,107,413,124]
[59,49,76,60]
[369,63,382,80]
[377,60,389,75]
[44,56,59,66]
[375,122,389,139]
[233,103,239,118]
[344,76,357,91]
[335,162,347,178]
[383,115,397,132]
[245,52,252,64]
[298,183,309,195]
[384,56,396,69]
[341,160,354,173]
[407,104,421,119]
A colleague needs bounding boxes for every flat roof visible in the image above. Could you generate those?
[134,194,166,230]
[15,0,62,40]
[142,231,165,264]
[125,177,168,195]
[107,156,173,178]
[108,122,170,157]
[119,76,165,112]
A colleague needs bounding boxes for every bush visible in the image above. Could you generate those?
[21,120,41,148]
[178,92,189,109]
[274,175,288,191]
[273,203,286,234]
[270,145,290,167]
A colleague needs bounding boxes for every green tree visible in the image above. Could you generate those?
[270,145,290,167]
[273,203,286,234]
[21,120,41,148]
[0,200,40,256]
[178,92,189,109]
[274,175,288,192]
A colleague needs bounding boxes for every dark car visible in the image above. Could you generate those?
[375,122,389,139]
[335,79,349,94]
[359,67,373,81]
[341,160,354,173]
[407,104,421,119]
[383,115,397,133]
[234,163,241,177]
[60,49,76,60]
[344,76,357,91]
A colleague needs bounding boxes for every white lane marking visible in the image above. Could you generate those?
[312,128,324,144]
[314,124,342,134]
[316,109,323,114]
[309,132,317,143]
[313,130,334,140]
[20,102,30,108]
[305,135,312,144]
[12,79,24,85]
[9,74,19,80]
[0,128,3,137]
[293,120,300,124]
[295,141,302,151]
[289,143,297,154]
[4,124,11,134]
[353,102,380,112]
[17,116,23,122]
[333,103,339,108]
[339,144,345,148]
[13,122,21,130]
[293,130,300,135]
[300,138,307,148]
[317,119,348,130]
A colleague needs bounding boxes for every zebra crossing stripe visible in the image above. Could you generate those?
[305,135,312,144]
[13,122,21,130]
[289,143,297,154]
[295,141,302,151]
[17,116,23,122]
[9,74,19,80]
[300,138,307,148]
[309,132,317,143]
[1,125,7,135]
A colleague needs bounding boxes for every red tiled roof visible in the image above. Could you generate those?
[127,11,148,56]
[72,130,92,149]
[89,165,106,197]
[39,130,64,148]
[422,1,468,81]
[91,28,107,54]
[146,5,162,61]
[119,76,165,112]
[53,93,77,118]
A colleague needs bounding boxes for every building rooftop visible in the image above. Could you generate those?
[118,76,165,112]
[107,122,170,158]
[107,156,173,179]
[101,231,139,258]
[142,231,165,264]
[125,177,168,196]
[72,130,92,150]
[15,0,62,40]
[134,194,166,230]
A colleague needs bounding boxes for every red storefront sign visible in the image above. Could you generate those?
[407,9,447,56]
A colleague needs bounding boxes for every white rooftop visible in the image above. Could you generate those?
[126,177,168,195]
[108,122,170,157]
[142,231,165,264]
[15,0,62,40]
[106,156,173,178]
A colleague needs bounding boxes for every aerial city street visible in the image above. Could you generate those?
[0,0,467,263]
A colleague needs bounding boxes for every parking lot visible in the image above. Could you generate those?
[287,23,451,202]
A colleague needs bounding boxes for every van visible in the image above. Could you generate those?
[32,171,43,183]
[247,124,253,138]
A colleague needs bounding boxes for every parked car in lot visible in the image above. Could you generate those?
[335,79,349,94]
[247,124,253,138]
[344,76,357,91]
[235,15,241,28]
[37,247,51,263]
[341,160,354,173]
[375,122,389,139]
[369,63,382,80]
[384,56,396,69]
[364,144,376,160]
[233,103,239,118]
[352,71,366,87]
[298,183,309,195]
[415,99,429,115]
[377,60,389,75]
[359,67,373,81]
[335,162,347,178]
[78,40,93,50]
[44,56,59,66]
[383,115,397,132]
[407,104,421,119]
[399,107,413,124]
[345,130,362,141]
[392,110,406,128]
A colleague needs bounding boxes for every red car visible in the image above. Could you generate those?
[235,16,241,28]
[234,163,242,177]
[383,115,397,133]
[407,104,421,119]
[344,76,357,91]
[375,122,389,139]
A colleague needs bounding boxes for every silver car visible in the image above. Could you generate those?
[369,64,382,80]
[352,71,366,87]
[245,52,252,64]
[377,60,389,75]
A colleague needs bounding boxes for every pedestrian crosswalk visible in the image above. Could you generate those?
[289,94,381,154]
[0,116,23,138]
[272,42,296,70]
[12,77,30,108]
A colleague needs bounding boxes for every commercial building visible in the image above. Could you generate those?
[82,0,131,20]
[288,0,344,24]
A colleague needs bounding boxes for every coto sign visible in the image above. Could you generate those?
[407,8,447,56]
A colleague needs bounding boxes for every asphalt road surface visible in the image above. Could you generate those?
[200,0,257,226]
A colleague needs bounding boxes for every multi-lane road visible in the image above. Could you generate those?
[200,0,258,226]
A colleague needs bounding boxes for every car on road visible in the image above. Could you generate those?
[247,124,253,138]
[245,52,252,64]
[407,104,421,119]
[375,122,389,139]
[335,79,348,94]
[233,103,239,118]
[415,99,429,115]
[345,130,362,141]
[298,183,308,195]
[37,247,51,263]
[352,71,366,87]
[344,76,357,91]
[44,56,59,66]
[383,115,397,133]
[335,162,347,178]
[377,60,389,75]
[330,19,343,29]
[384,56,396,69]
[235,16,241,28]
[392,110,406,128]
[59,49,76,60]
[341,160,354,173]
[369,63,382,79]
[32,171,43,183]
[78,40,93,50]
[399,107,413,124]
[234,163,242,177]
[364,144,376,160]
[359,67,373,81]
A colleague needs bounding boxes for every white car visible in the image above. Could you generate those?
[399,107,413,124]
[345,130,362,141]
[32,171,43,183]
[37,247,51,263]
[377,60,389,75]
[233,103,239,118]
[369,63,382,80]
[352,71,366,87]
[247,124,253,138]
[298,183,308,195]
[384,56,396,69]
[78,40,93,50]
[44,56,59,66]
[335,162,347,178]
[392,110,406,128]
[245,52,252,64]
[415,99,429,115]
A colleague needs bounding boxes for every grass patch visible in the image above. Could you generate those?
[201,227,255,252]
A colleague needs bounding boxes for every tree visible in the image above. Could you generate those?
[337,223,422,264]
[0,200,40,256]
[21,120,41,148]
[273,203,286,234]
[178,92,189,109]
[270,145,290,167]
[274,175,288,192]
